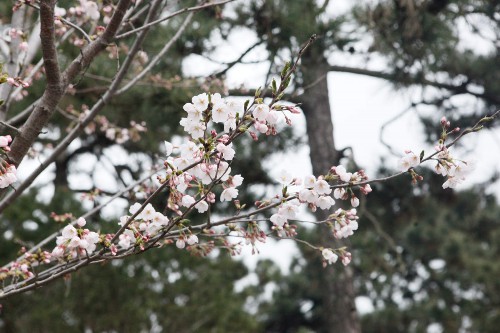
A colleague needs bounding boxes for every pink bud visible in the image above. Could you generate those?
[6,77,18,87]
[110,244,118,256]
[440,116,447,126]
[360,184,372,195]
[19,41,28,52]
[249,131,258,141]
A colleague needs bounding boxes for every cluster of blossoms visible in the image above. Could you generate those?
[0,247,52,282]
[53,0,105,24]
[51,84,370,265]
[51,218,100,258]
[112,93,301,255]
[1,262,34,280]
[50,1,114,48]
[6,88,488,289]
[435,148,472,189]
[434,117,473,189]
[228,221,267,255]
[78,106,148,144]
[398,116,473,189]
[0,135,17,189]
[267,165,369,264]
[117,203,170,250]
[321,248,352,267]
[329,208,359,239]
[3,27,28,52]
[330,165,371,207]
[100,117,147,144]
[398,150,420,172]
[270,165,370,233]
[180,92,238,137]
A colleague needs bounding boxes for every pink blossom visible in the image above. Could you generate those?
[118,230,136,249]
[192,93,209,111]
[303,175,316,188]
[164,141,173,156]
[316,195,335,210]
[231,174,244,187]
[216,142,235,160]
[314,179,332,195]
[52,246,65,258]
[0,135,12,148]
[80,0,100,21]
[77,217,86,227]
[322,249,338,265]
[181,195,196,207]
[6,77,18,87]
[270,213,287,227]
[252,104,270,121]
[335,165,352,182]
[187,234,199,245]
[220,187,238,202]
[176,238,186,249]
[212,102,229,123]
[195,200,209,213]
[254,121,268,133]
[398,151,420,172]
[61,224,77,240]
[276,170,293,185]
[342,253,352,266]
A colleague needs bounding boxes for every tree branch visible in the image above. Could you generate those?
[0,0,161,214]
[115,0,235,40]
[116,11,194,95]
[328,64,498,103]
[6,0,132,168]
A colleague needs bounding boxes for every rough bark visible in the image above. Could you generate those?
[299,48,361,333]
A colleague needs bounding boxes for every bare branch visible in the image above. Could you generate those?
[115,0,235,39]
[116,12,194,95]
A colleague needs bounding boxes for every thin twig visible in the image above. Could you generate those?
[115,0,235,39]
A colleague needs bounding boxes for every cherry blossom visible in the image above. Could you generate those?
[334,165,352,182]
[221,187,239,202]
[192,93,209,111]
[195,200,209,213]
[252,104,270,121]
[0,165,17,188]
[0,135,12,149]
[187,234,199,246]
[398,150,420,172]
[322,249,339,265]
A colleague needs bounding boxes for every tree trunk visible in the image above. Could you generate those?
[299,49,361,333]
